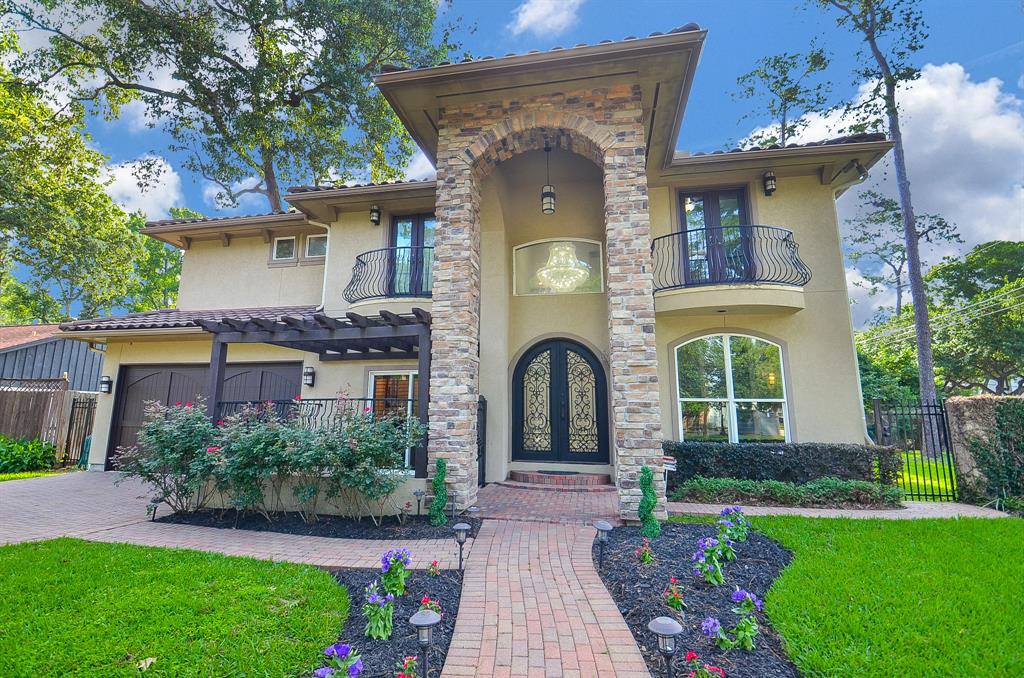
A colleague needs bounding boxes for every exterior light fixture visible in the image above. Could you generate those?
[409,609,442,678]
[767,371,777,387]
[762,170,777,196]
[648,616,683,678]
[413,489,426,516]
[369,204,381,226]
[536,242,590,294]
[594,520,612,570]
[99,375,113,394]
[854,161,868,181]
[541,145,556,214]
[302,365,315,387]
[452,522,470,571]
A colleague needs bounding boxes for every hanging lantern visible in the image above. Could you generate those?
[541,145,556,214]
[536,242,590,293]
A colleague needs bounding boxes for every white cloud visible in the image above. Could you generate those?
[104,156,183,220]
[845,266,896,328]
[508,0,585,37]
[404,150,436,181]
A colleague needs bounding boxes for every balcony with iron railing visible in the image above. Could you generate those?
[651,225,812,315]
[343,246,433,305]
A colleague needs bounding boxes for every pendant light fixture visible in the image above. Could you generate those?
[541,145,556,214]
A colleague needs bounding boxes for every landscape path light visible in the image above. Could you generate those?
[593,519,612,570]
[409,609,441,678]
[452,522,470,571]
[413,489,425,516]
[648,616,683,678]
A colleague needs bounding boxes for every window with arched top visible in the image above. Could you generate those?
[674,333,789,443]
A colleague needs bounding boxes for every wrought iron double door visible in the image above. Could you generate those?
[512,339,609,464]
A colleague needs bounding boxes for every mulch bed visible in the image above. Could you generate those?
[313,568,463,678]
[594,522,799,678]
[157,510,482,540]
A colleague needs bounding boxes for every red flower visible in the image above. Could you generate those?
[206,446,221,453]
[363,406,371,413]
[431,560,438,566]
[421,596,430,605]
[175,402,182,406]
[294,395,302,401]
[185,402,193,407]
[216,420,225,426]
[684,651,698,662]
[708,666,725,677]
[670,576,677,584]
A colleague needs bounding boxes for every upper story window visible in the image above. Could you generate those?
[305,234,327,258]
[513,239,604,296]
[675,333,788,443]
[273,236,296,261]
[679,188,752,283]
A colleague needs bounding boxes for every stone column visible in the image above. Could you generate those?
[603,132,666,521]
[427,133,482,510]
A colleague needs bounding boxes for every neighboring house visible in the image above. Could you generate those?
[0,324,103,391]
[60,25,891,519]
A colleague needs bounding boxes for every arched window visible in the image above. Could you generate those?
[674,334,788,443]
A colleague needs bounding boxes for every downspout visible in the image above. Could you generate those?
[304,218,332,311]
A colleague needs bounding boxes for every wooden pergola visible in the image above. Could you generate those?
[196,308,431,476]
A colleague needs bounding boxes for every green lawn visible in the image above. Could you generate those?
[0,471,64,482]
[751,517,1023,677]
[898,450,958,500]
[0,539,348,676]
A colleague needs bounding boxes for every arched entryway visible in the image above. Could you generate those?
[512,339,609,464]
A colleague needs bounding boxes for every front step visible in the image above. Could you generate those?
[509,470,613,487]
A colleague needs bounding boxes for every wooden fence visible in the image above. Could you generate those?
[0,378,98,465]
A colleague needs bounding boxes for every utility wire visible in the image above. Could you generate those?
[858,299,1024,348]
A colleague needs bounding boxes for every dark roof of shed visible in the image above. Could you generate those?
[0,324,62,351]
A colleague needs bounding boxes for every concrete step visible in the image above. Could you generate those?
[506,470,614,489]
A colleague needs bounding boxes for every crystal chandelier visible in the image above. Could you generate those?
[536,242,590,293]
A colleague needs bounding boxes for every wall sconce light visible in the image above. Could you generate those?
[541,145,556,214]
[99,375,113,394]
[369,204,381,226]
[302,366,315,387]
[762,170,777,196]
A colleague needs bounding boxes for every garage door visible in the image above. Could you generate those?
[106,362,301,469]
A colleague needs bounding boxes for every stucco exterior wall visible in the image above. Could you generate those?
[649,174,866,443]
[177,237,325,310]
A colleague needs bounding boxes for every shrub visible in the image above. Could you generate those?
[215,405,293,518]
[638,465,661,538]
[968,398,1024,509]
[672,475,903,508]
[662,441,901,489]
[380,548,412,597]
[116,401,216,513]
[0,435,56,473]
[362,580,394,640]
[429,458,448,526]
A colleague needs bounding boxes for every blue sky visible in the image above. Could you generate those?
[75,0,1023,323]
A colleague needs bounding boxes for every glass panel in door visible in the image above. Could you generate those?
[680,189,750,284]
[682,195,709,284]
[390,217,415,295]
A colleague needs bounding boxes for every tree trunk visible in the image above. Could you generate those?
[894,283,902,316]
[261,148,283,212]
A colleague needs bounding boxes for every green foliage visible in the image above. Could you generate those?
[362,580,394,640]
[672,475,904,508]
[638,466,660,538]
[123,211,187,312]
[662,441,901,488]
[429,458,449,526]
[0,471,62,482]
[733,43,831,148]
[0,538,348,675]
[751,516,1024,676]
[0,435,56,473]
[9,1,454,210]
[968,398,1024,506]
[214,406,293,517]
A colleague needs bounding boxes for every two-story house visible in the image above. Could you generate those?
[61,24,891,519]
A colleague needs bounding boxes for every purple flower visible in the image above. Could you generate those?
[720,505,743,517]
[314,669,335,678]
[385,593,395,603]
[731,589,749,603]
[348,658,364,677]
[701,617,721,637]
[718,519,734,528]
[324,643,351,660]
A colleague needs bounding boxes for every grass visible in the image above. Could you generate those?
[749,517,1023,677]
[0,539,348,676]
[0,470,65,482]
[898,450,958,500]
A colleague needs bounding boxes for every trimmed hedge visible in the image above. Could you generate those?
[662,441,901,493]
[672,475,904,508]
[0,435,56,473]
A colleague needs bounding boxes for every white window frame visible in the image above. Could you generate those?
[511,237,605,297]
[304,234,328,259]
[367,370,418,469]
[674,333,790,443]
[272,236,297,261]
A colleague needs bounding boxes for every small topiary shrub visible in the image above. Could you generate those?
[0,435,57,473]
[638,465,661,538]
[429,458,448,526]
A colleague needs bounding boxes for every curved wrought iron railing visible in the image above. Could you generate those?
[651,225,811,292]
[343,246,434,303]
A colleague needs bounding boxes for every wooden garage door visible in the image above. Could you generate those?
[106,362,301,469]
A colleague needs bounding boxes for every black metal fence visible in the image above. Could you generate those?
[651,225,812,292]
[216,397,416,430]
[870,399,958,501]
[477,396,487,487]
[343,246,434,303]
[58,396,96,467]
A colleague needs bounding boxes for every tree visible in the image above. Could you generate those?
[734,43,832,148]
[8,0,452,211]
[122,209,193,312]
[845,190,960,317]
[815,0,938,406]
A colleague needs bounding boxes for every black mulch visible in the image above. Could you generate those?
[156,510,482,540]
[307,568,463,678]
[594,522,799,678]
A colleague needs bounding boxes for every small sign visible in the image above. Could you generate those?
[662,456,677,472]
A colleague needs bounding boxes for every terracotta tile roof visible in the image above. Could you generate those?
[376,24,702,74]
[59,306,318,333]
[145,210,301,228]
[679,133,888,159]
[0,324,62,351]
[287,178,434,195]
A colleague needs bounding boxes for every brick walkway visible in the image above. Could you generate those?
[667,500,1008,519]
[442,520,649,678]
[474,481,621,525]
